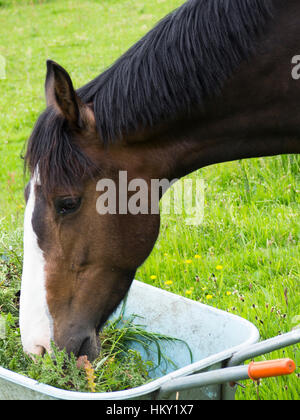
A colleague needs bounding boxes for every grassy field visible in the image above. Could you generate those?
[0,0,299,400]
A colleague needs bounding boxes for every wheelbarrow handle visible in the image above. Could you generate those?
[227,329,300,368]
[157,358,296,400]
[248,358,296,380]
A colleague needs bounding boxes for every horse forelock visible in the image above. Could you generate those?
[25,107,98,197]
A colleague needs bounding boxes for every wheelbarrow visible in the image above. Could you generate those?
[0,280,298,400]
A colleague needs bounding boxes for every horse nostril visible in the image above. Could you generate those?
[77,337,91,358]
[28,345,46,359]
[38,345,47,357]
[57,329,100,361]
[70,332,100,361]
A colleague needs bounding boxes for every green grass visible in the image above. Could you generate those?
[0,0,299,400]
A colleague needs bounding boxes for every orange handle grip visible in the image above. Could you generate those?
[248,358,296,381]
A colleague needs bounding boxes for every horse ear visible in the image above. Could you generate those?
[45,60,80,125]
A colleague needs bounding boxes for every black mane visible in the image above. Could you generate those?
[26,0,275,192]
[77,0,274,143]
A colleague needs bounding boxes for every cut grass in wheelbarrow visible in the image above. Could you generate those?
[0,257,192,393]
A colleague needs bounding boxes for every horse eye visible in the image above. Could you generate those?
[55,197,82,215]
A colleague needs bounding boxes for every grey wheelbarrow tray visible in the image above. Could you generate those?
[0,280,299,400]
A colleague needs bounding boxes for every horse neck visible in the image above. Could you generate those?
[128,1,300,181]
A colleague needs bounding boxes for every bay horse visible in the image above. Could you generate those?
[20,0,300,361]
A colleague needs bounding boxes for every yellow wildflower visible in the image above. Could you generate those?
[150,275,157,280]
[216,265,223,271]
[194,255,201,259]
[185,260,193,264]
[185,290,192,296]
[206,294,213,300]
[226,291,232,296]
[164,280,173,286]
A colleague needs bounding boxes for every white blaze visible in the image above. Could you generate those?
[19,179,53,355]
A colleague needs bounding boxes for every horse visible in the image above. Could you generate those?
[20,0,300,361]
